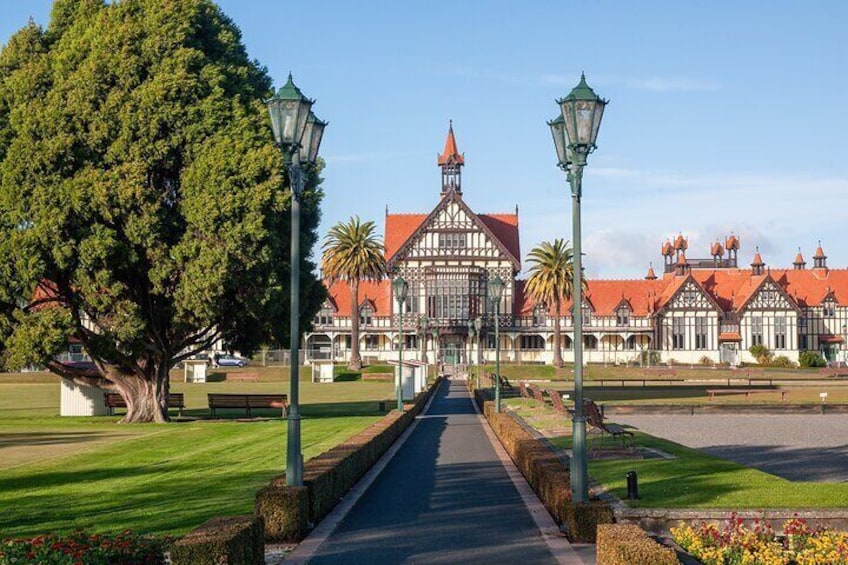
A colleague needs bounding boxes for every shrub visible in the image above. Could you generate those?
[799,350,827,368]
[170,515,263,565]
[639,350,662,365]
[597,524,679,565]
[748,344,772,364]
[0,530,169,565]
[770,355,796,368]
[698,355,714,367]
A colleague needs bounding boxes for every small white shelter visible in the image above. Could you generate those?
[311,360,335,383]
[60,378,107,416]
[184,359,210,383]
[388,359,427,398]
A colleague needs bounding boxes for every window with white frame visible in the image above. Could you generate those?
[317,305,334,326]
[616,306,630,326]
[584,335,598,350]
[364,335,380,350]
[774,317,786,349]
[533,304,547,326]
[751,317,763,346]
[695,317,708,350]
[438,232,467,249]
[672,318,685,349]
[520,335,545,350]
[360,303,374,327]
[823,300,836,317]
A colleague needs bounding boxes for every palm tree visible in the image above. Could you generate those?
[525,239,585,368]
[322,216,386,370]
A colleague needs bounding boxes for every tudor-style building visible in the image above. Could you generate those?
[306,126,848,367]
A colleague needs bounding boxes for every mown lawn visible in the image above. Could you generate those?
[547,432,848,509]
[0,370,393,537]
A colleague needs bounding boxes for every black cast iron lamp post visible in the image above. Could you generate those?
[467,320,476,386]
[392,277,409,412]
[548,73,607,504]
[267,74,327,488]
[488,275,505,413]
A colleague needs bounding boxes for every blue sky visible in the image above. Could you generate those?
[2,1,847,278]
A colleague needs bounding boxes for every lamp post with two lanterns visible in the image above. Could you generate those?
[547,73,607,504]
[488,275,505,413]
[266,74,327,487]
[393,277,409,413]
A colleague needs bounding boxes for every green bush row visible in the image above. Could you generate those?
[596,524,679,564]
[170,515,264,565]
[256,378,441,542]
[472,386,613,542]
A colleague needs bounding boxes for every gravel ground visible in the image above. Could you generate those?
[615,414,848,482]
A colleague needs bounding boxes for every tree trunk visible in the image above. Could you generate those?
[348,280,362,371]
[110,365,170,423]
[552,298,563,368]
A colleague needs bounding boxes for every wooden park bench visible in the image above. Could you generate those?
[583,399,635,453]
[105,392,185,416]
[527,382,548,404]
[225,372,260,382]
[820,367,848,378]
[706,388,789,402]
[545,388,571,416]
[518,381,531,399]
[207,393,288,417]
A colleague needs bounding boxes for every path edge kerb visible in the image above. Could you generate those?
[256,376,444,546]
[280,376,444,564]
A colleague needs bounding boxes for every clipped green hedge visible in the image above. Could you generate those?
[596,524,679,565]
[472,387,613,542]
[170,515,264,565]
[256,377,441,542]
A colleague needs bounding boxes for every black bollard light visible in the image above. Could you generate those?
[626,470,639,500]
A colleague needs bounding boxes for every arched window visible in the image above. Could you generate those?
[626,335,638,350]
[584,335,598,350]
[562,335,573,350]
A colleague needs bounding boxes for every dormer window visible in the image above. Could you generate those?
[317,304,334,326]
[533,304,547,326]
[582,305,592,326]
[616,306,630,326]
[360,303,374,326]
[823,300,836,317]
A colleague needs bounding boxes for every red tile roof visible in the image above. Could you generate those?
[384,213,427,262]
[725,234,740,250]
[478,213,520,266]
[325,279,392,317]
[815,244,827,259]
[719,332,742,341]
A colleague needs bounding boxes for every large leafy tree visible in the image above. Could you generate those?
[525,239,584,368]
[0,0,326,422]
[322,216,386,371]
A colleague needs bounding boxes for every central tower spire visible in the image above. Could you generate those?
[437,120,464,196]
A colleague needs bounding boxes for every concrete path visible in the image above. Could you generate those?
[616,414,848,482]
[294,377,588,564]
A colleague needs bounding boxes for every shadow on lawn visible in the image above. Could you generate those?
[174,400,389,420]
[0,431,118,448]
[699,442,848,483]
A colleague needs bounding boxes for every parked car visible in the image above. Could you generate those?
[215,354,249,367]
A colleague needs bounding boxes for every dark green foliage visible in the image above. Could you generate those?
[170,515,263,565]
[748,344,773,364]
[0,530,171,564]
[254,486,309,543]
[0,0,325,421]
[799,350,826,368]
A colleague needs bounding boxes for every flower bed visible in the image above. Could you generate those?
[672,514,848,564]
[0,530,170,564]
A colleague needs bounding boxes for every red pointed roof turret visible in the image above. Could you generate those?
[674,233,688,251]
[438,120,464,196]
[726,234,740,251]
[645,263,657,280]
[751,248,764,266]
[814,241,826,259]
[793,247,806,269]
[437,120,464,166]
[711,241,724,257]
[813,240,828,270]
[661,240,673,256]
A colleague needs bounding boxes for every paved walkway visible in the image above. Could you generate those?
[293,377,588,564]
[616,414,848,482]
